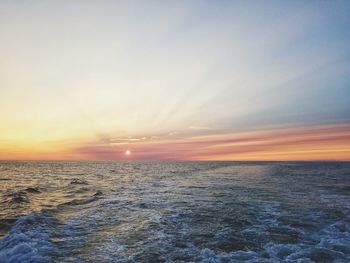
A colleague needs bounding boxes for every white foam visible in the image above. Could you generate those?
[0,214,57,263]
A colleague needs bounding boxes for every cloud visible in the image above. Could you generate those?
[65,123,350,161]
[188,126,213,130]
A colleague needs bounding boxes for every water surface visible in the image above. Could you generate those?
[0,161,349,262]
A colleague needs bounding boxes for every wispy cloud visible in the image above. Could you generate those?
[0,1,349,160]
[64,123,350,161]
[188,126,213,130]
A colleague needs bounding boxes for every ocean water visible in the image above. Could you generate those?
[0,162,349,263]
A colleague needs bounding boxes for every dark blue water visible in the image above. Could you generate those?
[0,162,349,262]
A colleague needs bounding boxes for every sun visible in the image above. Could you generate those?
[125,150,131,156]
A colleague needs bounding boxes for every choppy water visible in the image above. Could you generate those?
[0,162,349,263]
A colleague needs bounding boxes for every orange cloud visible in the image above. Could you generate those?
[67,123,350,161]
[1,123,349,161]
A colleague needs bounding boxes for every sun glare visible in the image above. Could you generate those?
[125,150,131,156]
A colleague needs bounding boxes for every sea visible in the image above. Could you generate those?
[0,161,349,263]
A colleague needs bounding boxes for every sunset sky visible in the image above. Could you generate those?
[1,1,349,161]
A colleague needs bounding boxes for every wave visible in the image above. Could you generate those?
[24,187,41,194]
[5,191,29,204]
[3,187,42,207]
[58,191,103,208]
[0,214,58,263]
[69,179,89,185]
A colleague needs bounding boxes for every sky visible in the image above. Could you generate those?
[0,0,349,161]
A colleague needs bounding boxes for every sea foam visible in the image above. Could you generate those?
[0,214,57,263]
